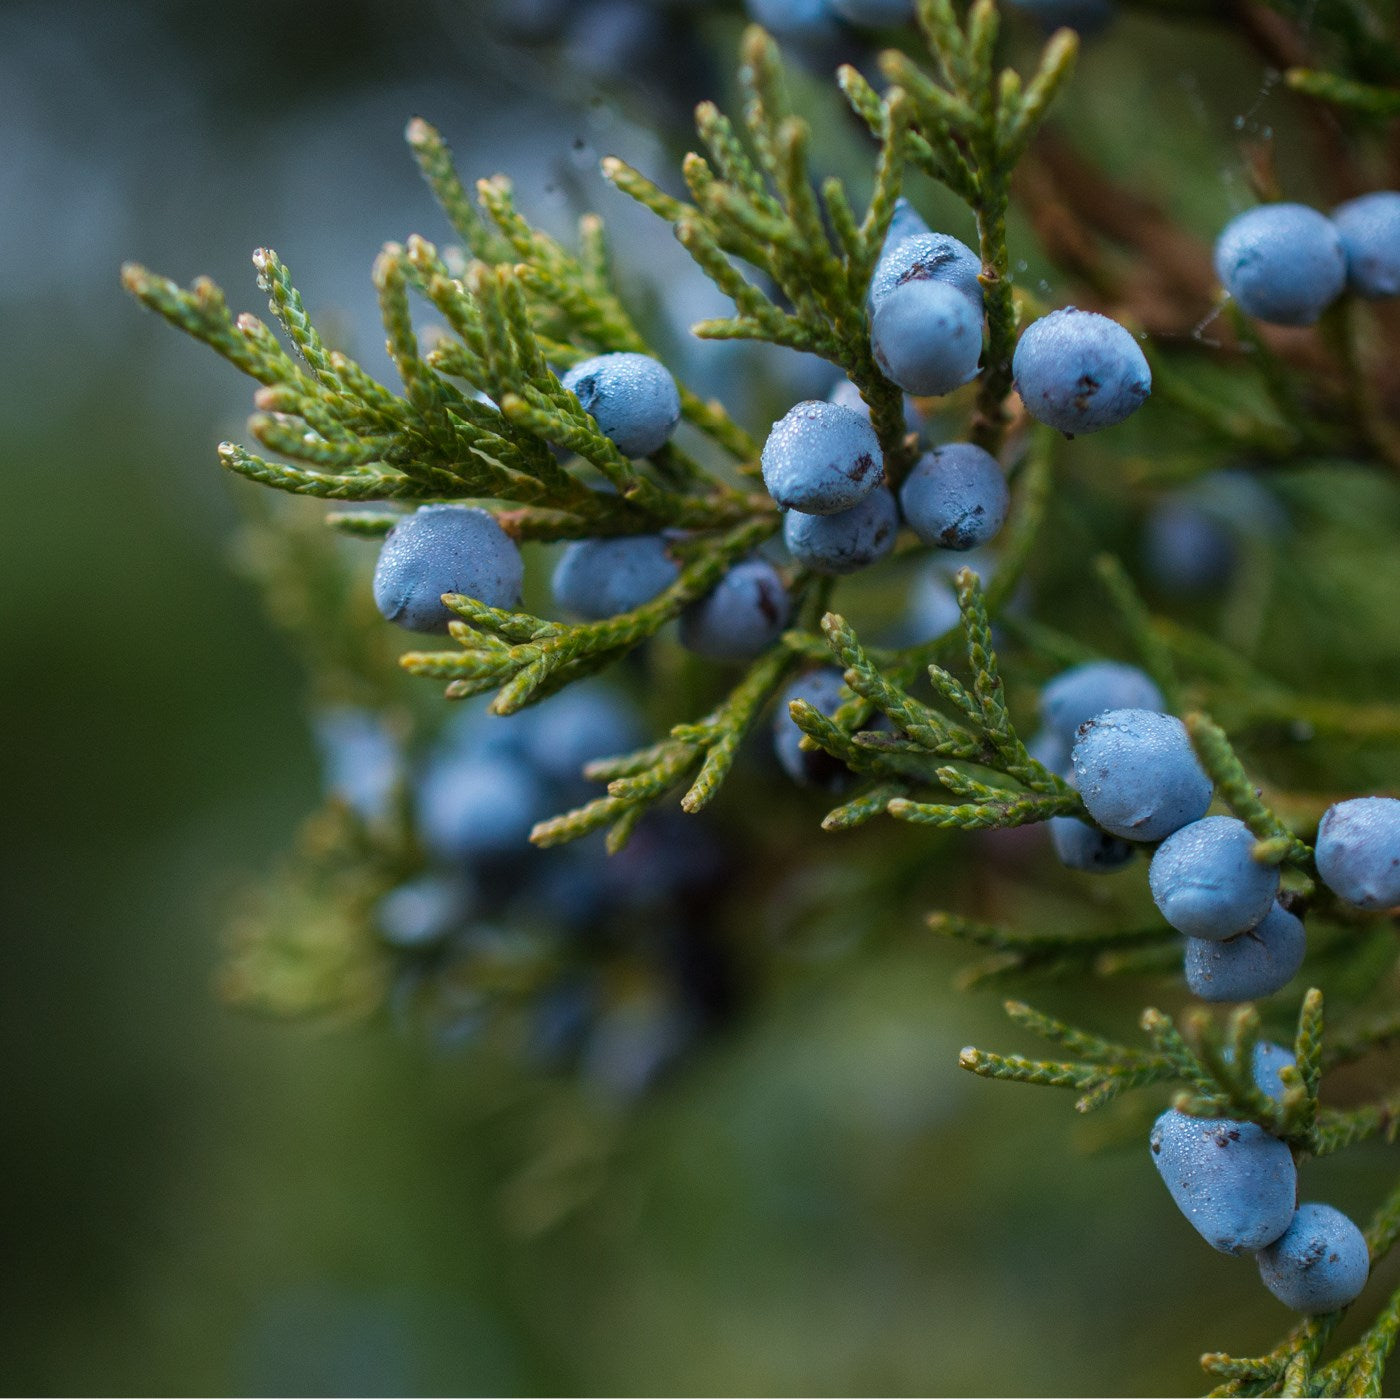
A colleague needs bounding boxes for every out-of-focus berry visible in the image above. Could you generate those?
[1332,191,1400,298]
[552,534,679,620]
[679,558,791,660]
[1040,661,1164,744]
[773,668,851,789]
[1316,797,1400,910]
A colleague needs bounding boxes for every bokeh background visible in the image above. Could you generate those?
[6,0,1400,1393]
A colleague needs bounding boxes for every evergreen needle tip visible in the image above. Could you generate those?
[740,22,773,61]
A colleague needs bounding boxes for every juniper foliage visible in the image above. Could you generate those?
[124,0,1400,1389]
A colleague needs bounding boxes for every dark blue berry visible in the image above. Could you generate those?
[552,534,679,620]
[1143,472,1285,594]
[313,707,400,823]
[829,0,912,22]
[1257,1204,1370,1313]
[743,0,837,39]
[1149,1108,1297,1255]
[1049,816,1136,872]
[1251,1041,1298,1102]
[1070,709,1212,843]
[373,504,523,633]
[872,280,983,396]
[1333,191,1400,298]
[1149,815,1281,941]
[679,558,791,661]
[375,875,473,948]
[1012,308,1150,434]
[828,375,924,437]
[1040,661,1164,745]
[783,486,899,574]
[898,443,1009,551]
[880,198,932,254]
[1184,903,1307,1002]
[773,668,851,789]
[1213,204,1346,326]
[562,351,681,458]
[868,231,983,314]
[761,400,884,515]
[1316,797,1400,910]
[417,750,549,861]
[1006,0,1113,32]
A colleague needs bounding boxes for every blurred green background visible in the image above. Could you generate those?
[6,0,1400,1393]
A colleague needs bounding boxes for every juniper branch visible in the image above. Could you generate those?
[400,515,778,712]
[1285,69,1400,117]
[1186,712,1315,866]
[929,912,1178,988]
[529,636,804,852]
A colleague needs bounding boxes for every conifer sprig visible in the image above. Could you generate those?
[885,2,1077,449]
[608,13,1078,475]
[402,515,780,713]
[122,13,1089,833]
[530,637,806,853]
[1286,67,1400,117]
[796,570,1085,834]
[123,5,1400,1386]
[1202,1175,1400,1396]
[606,25,917,479]
[929,913,1178,989]
[960,995,1331,1139]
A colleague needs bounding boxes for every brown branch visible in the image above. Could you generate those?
[1016,130,1224,337]
[1231,0,1370,202]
